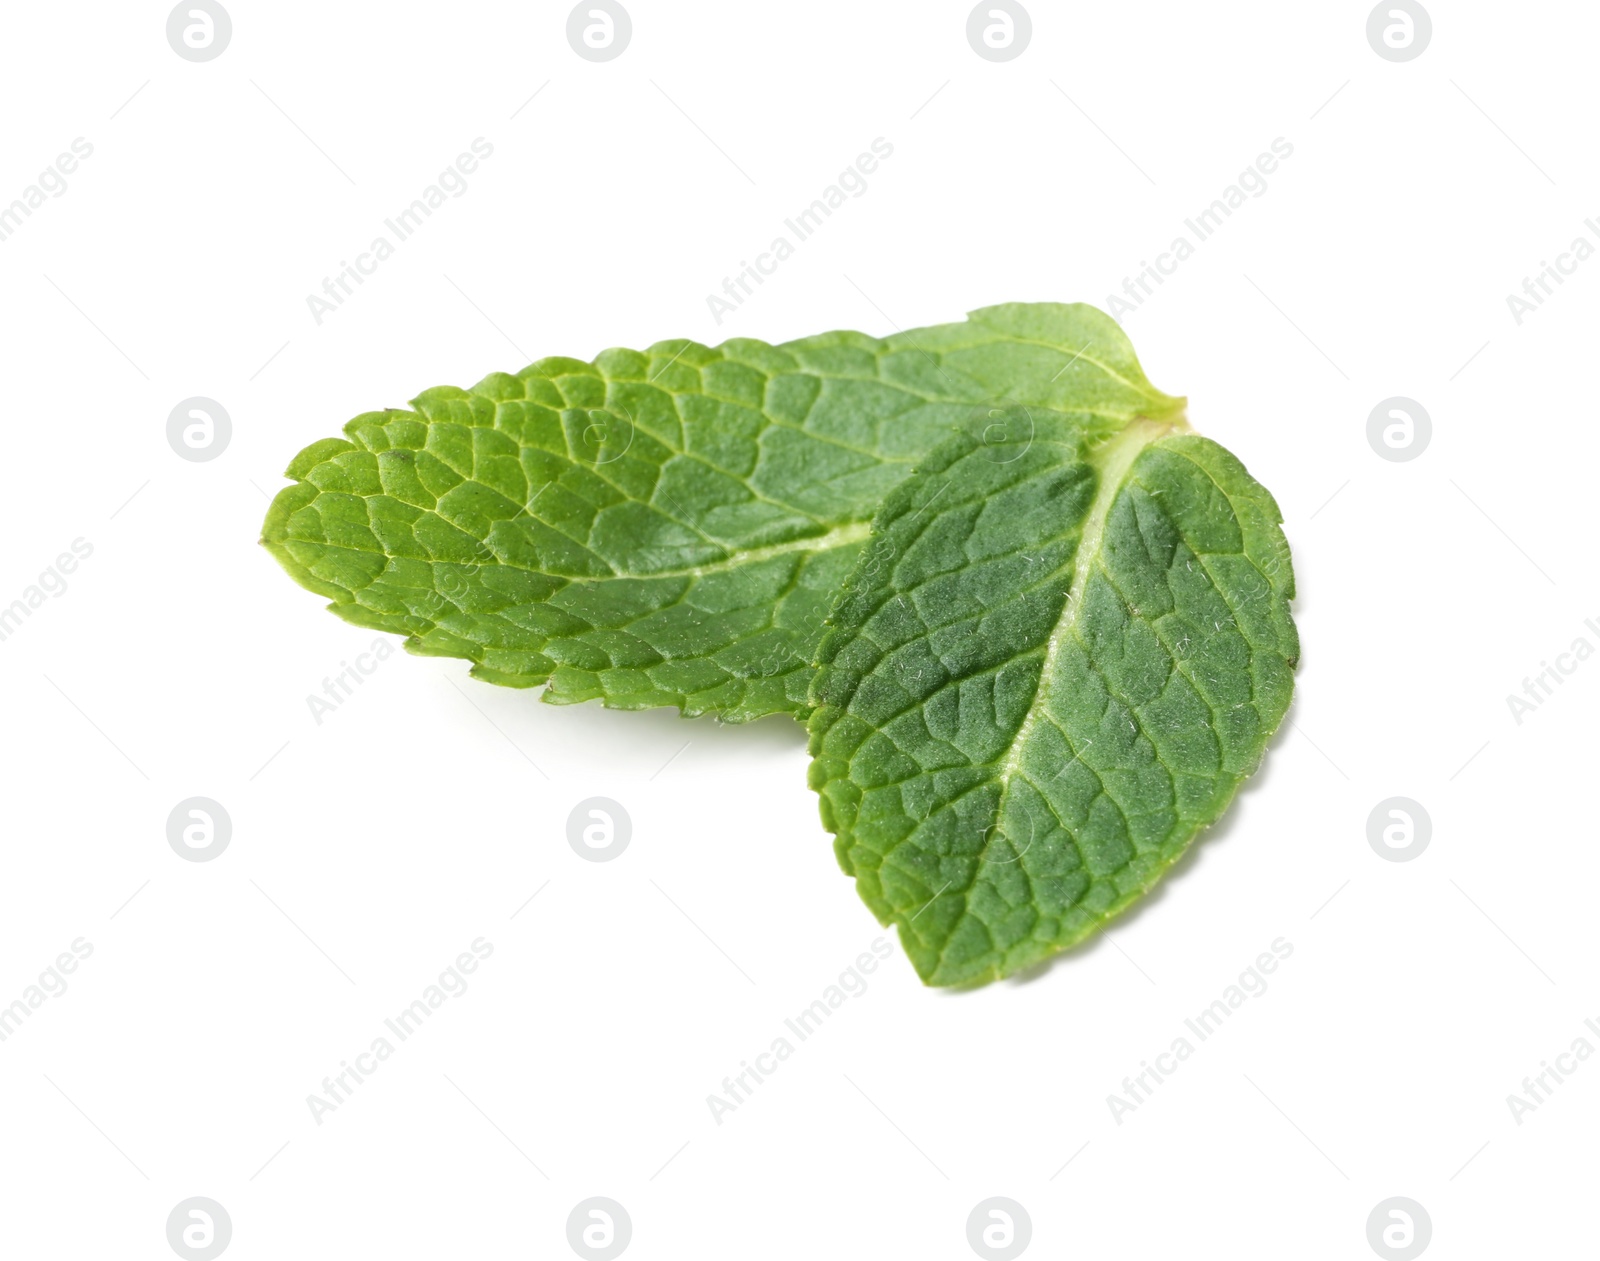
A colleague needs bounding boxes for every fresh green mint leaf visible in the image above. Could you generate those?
[262,304,1179,721]
[807,411,1298,985]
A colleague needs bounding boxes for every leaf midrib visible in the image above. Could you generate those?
[974,414,1191,891]
[627,520,873,579]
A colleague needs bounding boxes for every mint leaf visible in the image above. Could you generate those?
[262,304,1178,721]
[807,412,1297,985]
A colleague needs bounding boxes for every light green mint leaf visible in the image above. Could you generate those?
[262,303,1181,721]
[807,408,1298,985]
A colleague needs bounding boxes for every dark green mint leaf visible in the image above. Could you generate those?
[808,412,1297,984]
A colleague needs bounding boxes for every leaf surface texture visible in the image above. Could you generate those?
[807,410,1298,984]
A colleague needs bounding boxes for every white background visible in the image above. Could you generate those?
[0,1,1594,1257]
